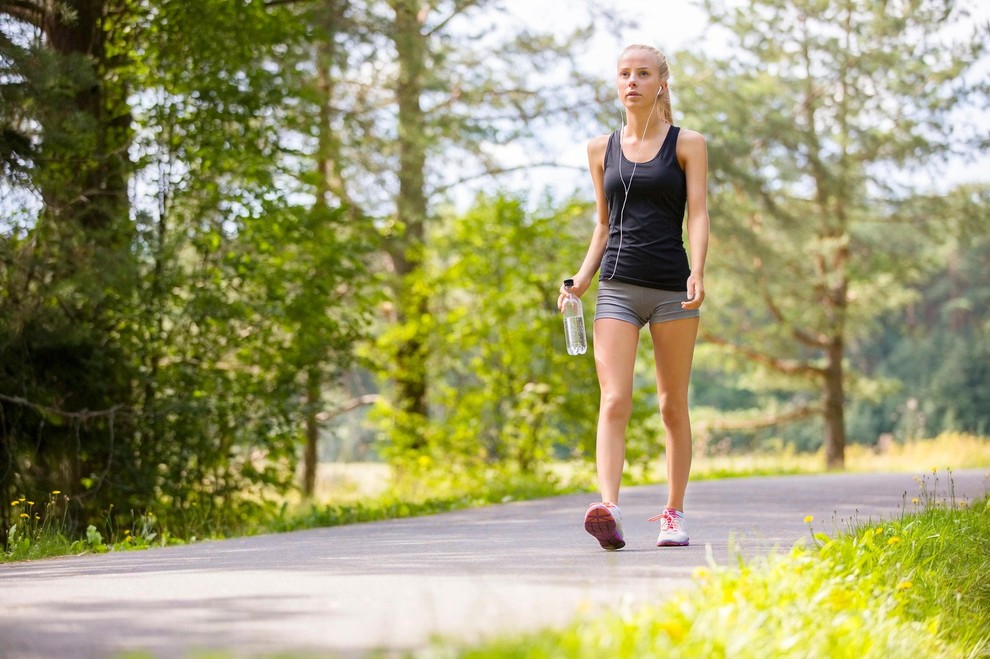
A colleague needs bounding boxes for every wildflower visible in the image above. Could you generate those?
[19,513,28,519]
[911,497,919,505]
[876,526,884,534]
[10,501,18,506]
[52,490,61,495]
[896,581,913,590]
[888,536,901,546]
[804,515,814,524]
[27,501,34,506]
[958,501,968,508]
[931,467,938,474]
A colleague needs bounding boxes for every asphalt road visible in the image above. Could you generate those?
[2,469,988,658]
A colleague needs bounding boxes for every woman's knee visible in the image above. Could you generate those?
[658,395,690,429]
[600,391,633,422]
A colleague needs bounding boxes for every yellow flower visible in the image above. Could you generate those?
[958,501,968,508]
[804,515,814,524]
[888,536,901,546]
[875,526,884,534]
[896,581,913,590]
[911,497,919,505]
[10,501,18,507]
[27,501,34,506]
[19,513,29,519]
[693,566,711,579]
[931,467,938,473]
[52,490,61,495]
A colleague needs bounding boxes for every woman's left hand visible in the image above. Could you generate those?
[682,273,705,309]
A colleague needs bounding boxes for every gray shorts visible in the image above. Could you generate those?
[595,279,700,328]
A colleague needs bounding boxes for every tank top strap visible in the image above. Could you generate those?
[603,129,621,172]
[662,125,681,163]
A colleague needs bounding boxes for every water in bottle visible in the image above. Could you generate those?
[561,278,587,355]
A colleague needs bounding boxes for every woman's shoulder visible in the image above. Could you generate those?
[586,132,613,168]
[675,127,707,161]
[675,127,707,146]
[587,132,613,153]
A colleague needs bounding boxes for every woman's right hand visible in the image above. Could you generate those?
[557,276,588,312]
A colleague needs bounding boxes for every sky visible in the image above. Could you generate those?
[467,1,713,207]
[482,0,989,207]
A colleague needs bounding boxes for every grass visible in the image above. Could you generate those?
[4,492,168,561]
[1,466,577,562]
[421,470,990,658]
[3,433,989,563]
[622,431,990,485]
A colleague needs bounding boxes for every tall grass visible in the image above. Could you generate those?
[424,470,990,658]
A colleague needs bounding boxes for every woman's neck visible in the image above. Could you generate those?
[624,108,665,141]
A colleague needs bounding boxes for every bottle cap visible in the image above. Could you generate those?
[564,278,574,287]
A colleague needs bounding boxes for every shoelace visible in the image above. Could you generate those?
[648,510,680,531]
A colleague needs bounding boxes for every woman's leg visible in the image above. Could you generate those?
[649,317,700,511]
[592,318,640,504]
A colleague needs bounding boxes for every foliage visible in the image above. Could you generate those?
[675,0,990,466]
[428,473,990,658]
[0,0,370,543]
[851,225,990,440]
[372,193,601,473]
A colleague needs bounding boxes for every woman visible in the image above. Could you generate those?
[558,44,709,550]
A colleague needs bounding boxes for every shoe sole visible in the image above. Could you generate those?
[584,507,625,550]
[657,538,690,547]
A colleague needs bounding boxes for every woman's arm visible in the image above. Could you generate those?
[558,134,611,311]
[678,129,709,309]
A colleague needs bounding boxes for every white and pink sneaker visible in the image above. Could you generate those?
[584,502,625,550]
[650,507,689,546]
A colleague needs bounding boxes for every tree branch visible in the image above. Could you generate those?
[433,161,585,195]
[0,1,44,27]
[699,402,821,433]
[425,0,482,38]
[315,394,379,422]
[763,292,827,349]
[0,393,128,422]
[700,330,826,378]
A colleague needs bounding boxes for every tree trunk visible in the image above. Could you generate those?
[823,338,846,469]
[42,0,131,234]
[303,367,321,498]
[389,0,430,434]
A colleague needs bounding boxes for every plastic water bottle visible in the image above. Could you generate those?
[561,278,587,355]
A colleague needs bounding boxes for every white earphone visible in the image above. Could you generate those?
[607,91,660,280]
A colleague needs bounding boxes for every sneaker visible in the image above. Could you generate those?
[584,502,625,550]
[650,508,689,546]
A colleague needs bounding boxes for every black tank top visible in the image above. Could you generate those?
[599,126,690,291]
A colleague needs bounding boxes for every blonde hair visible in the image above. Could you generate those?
[621,44,673,124]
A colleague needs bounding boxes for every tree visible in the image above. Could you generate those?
[370,0,600,457]
[1,0,372,538]
[1,0,139,539]
[678,0,989,467]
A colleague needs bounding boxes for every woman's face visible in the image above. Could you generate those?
[616,50,663,108]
